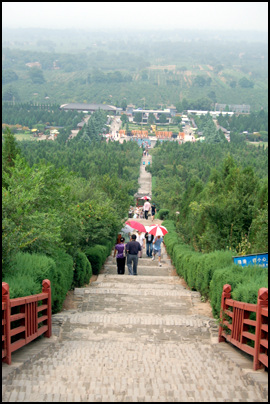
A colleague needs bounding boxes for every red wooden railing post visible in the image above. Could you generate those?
[42,279,52,338]
[2,282,11,365]
[254,288,268,370]
[218,284,231,342]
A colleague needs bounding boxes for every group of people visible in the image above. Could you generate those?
[128,201,156,221]
[113,232,164,275]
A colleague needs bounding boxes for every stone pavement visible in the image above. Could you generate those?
[2,243,268,402]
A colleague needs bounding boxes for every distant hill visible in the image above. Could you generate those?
[2,29,268,111]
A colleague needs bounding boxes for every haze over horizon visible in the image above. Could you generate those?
[2,2,268,33]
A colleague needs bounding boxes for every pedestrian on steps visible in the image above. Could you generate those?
[143,199,151,220]
[125,234,141,275]
[113,237,126,275]
[152,235,164,267]
[151,203,156,221]
[145,232,154,257]
[136,231,145,258]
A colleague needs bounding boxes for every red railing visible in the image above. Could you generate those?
[219,284,268,370]
[2,279,51,365]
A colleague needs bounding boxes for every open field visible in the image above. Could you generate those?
[247,141,268,148]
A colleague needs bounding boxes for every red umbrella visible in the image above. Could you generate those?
[140,196,151,200]
[148,224,168,237]
[125,220,146,233]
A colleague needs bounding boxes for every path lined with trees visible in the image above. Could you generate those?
[2,160,268,402]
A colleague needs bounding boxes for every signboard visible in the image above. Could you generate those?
[233,253,268,268]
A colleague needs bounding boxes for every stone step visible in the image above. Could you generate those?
[106,257,171,266]
[101,266,173,277]
[104,263,171,270]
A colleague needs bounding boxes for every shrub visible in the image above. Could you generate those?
[98,238,114,256]
[3,273,41,299]
[84,244,108,275]
[49,249,74,312]
[158,209,170,220]
[162,219,268,320]
[197,250,234,298]
[209,264,268,317]
[4,251,57,298]
[162,220,179,256]
[73,250,92,287]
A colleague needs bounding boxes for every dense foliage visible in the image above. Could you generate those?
[163,220,268,318]
[2,118,142,311]
[2,102,84,129]
[216,109,268,133]
[151,140,268,254]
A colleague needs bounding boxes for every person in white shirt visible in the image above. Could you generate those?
[143,200,151,220]
[136,231,145,258]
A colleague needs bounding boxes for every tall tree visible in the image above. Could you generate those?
[2,127,21,172]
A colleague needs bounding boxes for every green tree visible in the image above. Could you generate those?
[134,112,143,124]
[2,85,19,102]
[148,113,156,124]
[193,75,206,87]
[159,114,167,124]
[28,67,46,84]
[121,99,127,111]
[2,69,18,85]
[2,127,21,172]
[238,77,254,88]
[120,114,128,124]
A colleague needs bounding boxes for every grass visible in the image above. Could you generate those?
[246,141,268,148]
[14,133,37,141]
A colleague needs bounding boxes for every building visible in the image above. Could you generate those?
[214,104,250,114]
[60,103,121,114]
[187,110,234,117]
[25,62,42,68]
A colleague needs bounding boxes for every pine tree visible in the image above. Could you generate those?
[2,127,21,170]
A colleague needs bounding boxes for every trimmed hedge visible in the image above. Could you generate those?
[210,264,268,318]
[162,220,268,318]
[49,249,74,312]
[3,250,74,313]
[84,244,108,275]
[158,209,170,220]
[73,250,92,287]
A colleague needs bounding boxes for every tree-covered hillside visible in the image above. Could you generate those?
[2,29,268,111]
[150,140,268,254]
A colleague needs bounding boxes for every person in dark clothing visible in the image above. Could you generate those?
[151,203,156,221]
[145,232,154,257]
[125,234,141,275]
[113,237,126,274]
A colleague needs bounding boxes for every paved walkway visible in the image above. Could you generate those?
[2,243,268,402]
[2,156,268,402]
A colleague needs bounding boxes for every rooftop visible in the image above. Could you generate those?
[60,103,119,111]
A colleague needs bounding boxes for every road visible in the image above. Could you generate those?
[109,116,122,139]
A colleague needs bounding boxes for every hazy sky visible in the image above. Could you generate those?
[2,2,268,32]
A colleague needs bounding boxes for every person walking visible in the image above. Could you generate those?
[143,199,151,220]
[136,231,145,258]
[151,203,156,222]
[113,237,126,275]
[125,234,141,275]
[152,235,164,267]
[145,232,154,257]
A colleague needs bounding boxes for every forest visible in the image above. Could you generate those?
[149,140,268,254]
[2,112,142,311]
[2,105,268,313]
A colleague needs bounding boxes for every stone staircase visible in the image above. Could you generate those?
[2,157,268,402]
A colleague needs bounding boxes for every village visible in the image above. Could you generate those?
[58,102,235,145]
